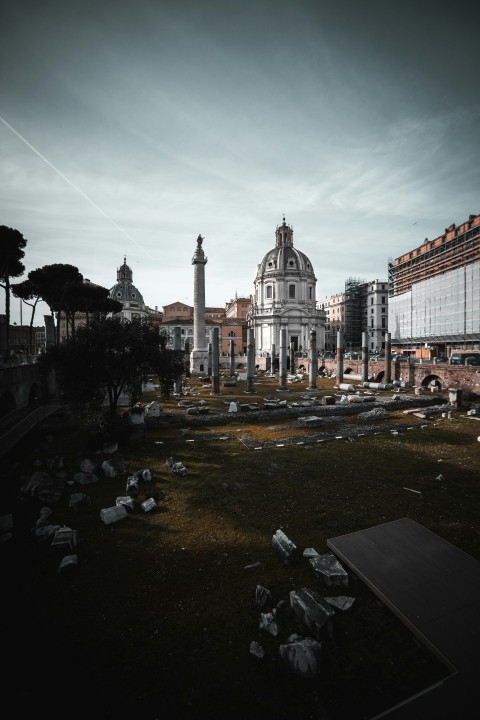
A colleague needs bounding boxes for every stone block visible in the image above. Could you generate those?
[279,634,322,678]
[299,416,322,427]
[309,554,348,587]
[289,587,335,639]
[272,529,299,564]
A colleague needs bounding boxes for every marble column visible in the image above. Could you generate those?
[361,331,369,382]
[278,328,287,391]
[336,331,344,385]
[384,332,392,384]
[190,234,209,373]
[246,327,256,393]
[210,327,220,395]
[229,338,235,376]
[308,330,317,390]
[207,342,212,377]
[173,326,182,395]
[289,342,295,375]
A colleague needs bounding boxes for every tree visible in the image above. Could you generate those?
[36,316,184,420]
[0,226,26,360]
[28,264,83,343]
[11,278,40,354]
[62,281,122,332]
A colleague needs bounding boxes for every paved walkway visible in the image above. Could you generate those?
[0,402,62,458]
[327,517,480,719]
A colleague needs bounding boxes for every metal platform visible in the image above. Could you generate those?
[327,517,480,719]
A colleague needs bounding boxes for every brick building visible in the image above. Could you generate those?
[388,213,480,356]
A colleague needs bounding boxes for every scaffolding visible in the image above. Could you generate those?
[344,277,366,350]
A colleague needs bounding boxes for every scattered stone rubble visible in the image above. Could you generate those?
[165,456,187,476]
[8,450,159,575]
[250,529,355,678]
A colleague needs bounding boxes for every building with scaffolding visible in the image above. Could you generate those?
[388,213,480,356]
[344,278,366,352]
[320,278,388,354]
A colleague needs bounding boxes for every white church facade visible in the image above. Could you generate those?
[249,218,325,357]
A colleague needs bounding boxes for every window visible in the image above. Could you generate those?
[381,296,386,304]
[289,284,296,298]
[309,286,313,299]
[266,286,272,299]
[381,318,386,328]
[371,297,373,305]
[371,319,374,328]
[228,331,236,337]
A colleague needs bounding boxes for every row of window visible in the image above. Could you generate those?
[265,285,314,299]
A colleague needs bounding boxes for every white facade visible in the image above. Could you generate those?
[250,218,325,355]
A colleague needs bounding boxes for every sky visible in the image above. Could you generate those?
[1,0,479,326]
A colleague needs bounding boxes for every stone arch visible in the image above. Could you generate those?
[28,383,40,405]
[376,370,385,382]
[421,374,443,390]
[344,366,354,374]
[0,391,16,417]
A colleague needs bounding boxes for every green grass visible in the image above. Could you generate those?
[2,374,479,719]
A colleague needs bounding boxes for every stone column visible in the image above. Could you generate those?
[190,235,209,373]
[246,327,256,393]
[271,343,276,374]
[336,331,344,385]
[173,326,182,395]
[229,338,235,376]
[184,340,190,378]
[210,327,221,395]
[289,342,295,375]
[308,330,317,390]
[207,342,212,377]
[384,332,392,384]
[361,331,369,382]
[278,328,287,391]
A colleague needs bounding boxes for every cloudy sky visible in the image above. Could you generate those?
[1,0,479,325]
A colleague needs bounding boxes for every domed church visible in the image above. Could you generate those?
[250,218,325,355]
[108,256,148,322]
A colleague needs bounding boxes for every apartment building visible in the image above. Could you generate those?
[388,213,480,355]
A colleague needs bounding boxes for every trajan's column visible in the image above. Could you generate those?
[190,234,209,374]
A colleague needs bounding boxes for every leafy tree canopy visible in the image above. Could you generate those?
[28,263,83,312]
[0,225,26,284]
[0,225,27,359]
[37,316,184,418]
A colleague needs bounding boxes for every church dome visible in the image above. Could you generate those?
[256,217,315,280]
[109,256,145,305]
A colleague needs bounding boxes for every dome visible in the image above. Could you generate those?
[109,256,145,305]
[256,218,315,280]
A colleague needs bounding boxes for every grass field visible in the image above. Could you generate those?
[2,373,480,719]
